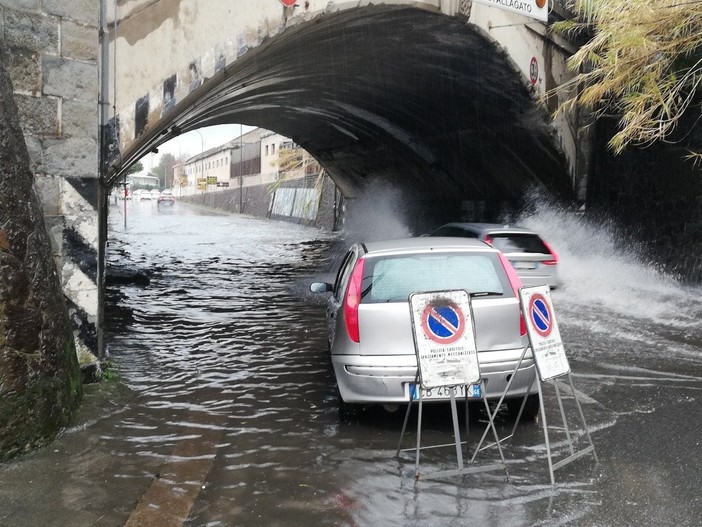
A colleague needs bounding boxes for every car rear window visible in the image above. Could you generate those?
[430,226,477,237]
[360,252,512,304]
[490,234,549,254]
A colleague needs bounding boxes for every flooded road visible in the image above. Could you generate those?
[1,200,700,527]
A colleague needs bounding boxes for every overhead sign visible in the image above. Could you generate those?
[410,290,480,389]
[473,0,549,22]
[520,286,570,380]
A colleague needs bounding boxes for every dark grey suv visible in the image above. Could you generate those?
[429,223,561,289]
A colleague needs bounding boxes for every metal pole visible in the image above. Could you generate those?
[97,0,111,359]
[450,392,464,469]
[554,382,575,456]
[567,374,599,464]
[537,378,556,486]
[415,393,423,480]
[239,123,243,213]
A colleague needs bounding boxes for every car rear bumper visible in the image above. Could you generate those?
[332,349,537,404]
[517,270,561,289]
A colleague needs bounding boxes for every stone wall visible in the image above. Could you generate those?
[0,0,100,354]
[589,117,702,283]
[0,39,82,461]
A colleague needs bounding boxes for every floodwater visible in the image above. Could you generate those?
[0,199,700,527]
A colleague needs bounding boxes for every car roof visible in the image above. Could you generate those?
[438,222,536,235]
[362,237,495,255]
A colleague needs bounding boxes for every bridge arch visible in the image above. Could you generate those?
[106,2,578,207]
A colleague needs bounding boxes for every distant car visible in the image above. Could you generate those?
[310,237,538,418]
[157,190,175,206]
[429,223,561,289]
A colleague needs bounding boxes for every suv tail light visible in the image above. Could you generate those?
[498,252,527,336]
[541,240,559,265]
[343,258,366,343]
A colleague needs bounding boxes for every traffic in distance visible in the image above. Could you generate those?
[310,236,547,419]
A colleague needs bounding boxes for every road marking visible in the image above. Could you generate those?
[124,414,225,527]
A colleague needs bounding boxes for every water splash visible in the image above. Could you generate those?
[516,201,702,333]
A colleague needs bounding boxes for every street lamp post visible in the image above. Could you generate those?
[193,129,204,194]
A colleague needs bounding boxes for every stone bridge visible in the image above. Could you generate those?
[4,0,587,356]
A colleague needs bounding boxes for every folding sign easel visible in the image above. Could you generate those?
[395,290,509,481]
[472,285,598,485]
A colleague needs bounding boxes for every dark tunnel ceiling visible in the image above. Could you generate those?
[122,5,573,202]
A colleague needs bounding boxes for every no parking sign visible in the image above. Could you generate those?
[409,290,480,389]
[520,286,570,380]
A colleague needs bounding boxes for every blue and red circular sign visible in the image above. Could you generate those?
[528,293,553,337]
[421,302,465,344]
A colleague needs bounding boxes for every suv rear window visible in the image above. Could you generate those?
[360,252,512,304]
[490,234,548,254]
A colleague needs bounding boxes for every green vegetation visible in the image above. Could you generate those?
[552,0,702,156]
[101,360,119,381]
[125,161,144,175]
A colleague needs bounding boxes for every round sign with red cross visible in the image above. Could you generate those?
[420,302,465,345]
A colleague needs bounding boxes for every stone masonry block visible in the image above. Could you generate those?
[0,1,42,11]
[42,55,96,102]
[62,99,97,141]
[15,93,59,136]
[34,174,61,215]
[22,132,44,173]
[5,45,41,94]
[61,19,97,62]
[43,136,97,178]
[3,9,58,55]
[44,0,97,27]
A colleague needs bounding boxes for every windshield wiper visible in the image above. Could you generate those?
[470,291,504,297]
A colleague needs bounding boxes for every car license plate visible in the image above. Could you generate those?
[408,383,482,401]
[511,261,537,270]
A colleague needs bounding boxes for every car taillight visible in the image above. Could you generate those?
[498,252,527,336]
[343,259,365,343]
[541,240,559,265]
[483,234,493,246]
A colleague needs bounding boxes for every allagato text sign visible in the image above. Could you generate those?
[473,0,548,22]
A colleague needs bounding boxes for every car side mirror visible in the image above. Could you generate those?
[310,282,332,293]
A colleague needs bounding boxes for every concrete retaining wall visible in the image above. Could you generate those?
[181,174,343,232]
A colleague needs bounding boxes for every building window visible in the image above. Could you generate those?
[265,145,269,155]
[271,143,275,154]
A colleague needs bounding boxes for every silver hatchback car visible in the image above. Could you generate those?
[311,238,538,416]
[429,223,562,289]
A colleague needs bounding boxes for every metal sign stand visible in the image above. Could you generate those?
[395,378,509,481]
[470,350,598,485]
[395,290,509,481]
[471,285,598,485]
